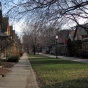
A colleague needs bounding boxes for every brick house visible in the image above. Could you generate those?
[74,25,88,51]
[55,30,75,55]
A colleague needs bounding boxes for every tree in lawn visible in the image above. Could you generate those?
[22,22,43,55]
[2,0,88,27]
[22,21,63,55]
[67,38,73,56]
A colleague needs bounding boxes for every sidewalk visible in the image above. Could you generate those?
[0,53,39,88]
[40,53,88,64]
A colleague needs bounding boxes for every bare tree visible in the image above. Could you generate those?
[22,22,42,54]
[1,0,88,25]
[22,20,63,54]
[2,0,88,53]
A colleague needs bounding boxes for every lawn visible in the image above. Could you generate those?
[28,54,45,57]
[29,54,88,88]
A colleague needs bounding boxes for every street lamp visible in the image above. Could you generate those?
[55,35,58,58]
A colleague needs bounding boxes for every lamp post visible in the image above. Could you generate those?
[55,35,58,58]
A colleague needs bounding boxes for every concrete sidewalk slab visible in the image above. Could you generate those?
[0,53,39,88]
[40,53,88,64]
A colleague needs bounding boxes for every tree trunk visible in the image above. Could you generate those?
[33,45,36,55]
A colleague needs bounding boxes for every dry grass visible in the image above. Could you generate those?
[0,59,15,77]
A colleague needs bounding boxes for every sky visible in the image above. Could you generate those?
[0,0,23,37]
[0,0,88,37]
[62,18,88,29]
[13,20,24,37]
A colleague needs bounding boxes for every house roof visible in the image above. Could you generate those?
[77,25,88,36]
[57,30,71,38]
[73,24,88,40]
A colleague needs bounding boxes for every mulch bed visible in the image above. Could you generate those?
[0,60,16,77]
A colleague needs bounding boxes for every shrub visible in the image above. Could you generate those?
[67,40,81,57]
[19,52,23,57]
[7,56,20,62]
[81,50,88,58]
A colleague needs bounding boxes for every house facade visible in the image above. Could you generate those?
[47,29,74,55]
[74,25,88,52]
[5,24,21,57]
[56,29,77,55]
[1,17,21,57]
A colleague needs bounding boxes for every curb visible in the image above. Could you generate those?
[27,59,39,88]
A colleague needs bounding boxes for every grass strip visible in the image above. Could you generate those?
[29,54,88,88]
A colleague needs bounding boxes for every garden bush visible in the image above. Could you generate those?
[19,52,23,57]
[81,50,88,58]
[7,56,20,62]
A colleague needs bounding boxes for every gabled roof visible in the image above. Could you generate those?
[57,30,70,38]
[73,24,88,40]
[77,24,88,36]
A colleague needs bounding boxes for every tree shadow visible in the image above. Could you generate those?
[38,77,88,88]
[29,58,81,65]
